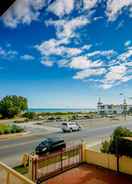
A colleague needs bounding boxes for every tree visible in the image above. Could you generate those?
[101,126,132,157]
[0,95,28,118]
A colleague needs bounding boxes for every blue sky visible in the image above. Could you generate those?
[0,0,132,108]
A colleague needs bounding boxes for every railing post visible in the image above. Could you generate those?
[6,172,10,184]
[81,141,86,162]
[61,150,63,171]
[28,155,34,181]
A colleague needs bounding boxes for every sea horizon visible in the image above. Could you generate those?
[28,108,97,113]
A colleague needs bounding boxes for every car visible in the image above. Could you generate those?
[62,122,81,132]
[35,137,66,155]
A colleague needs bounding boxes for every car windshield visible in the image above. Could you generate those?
[39,139,48,145]
[70,123,76,125]
[47,137,63,143]
[62,123,67,126]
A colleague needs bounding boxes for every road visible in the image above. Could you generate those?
[1,121,132,167]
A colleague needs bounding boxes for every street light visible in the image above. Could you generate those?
[120,93,127,120]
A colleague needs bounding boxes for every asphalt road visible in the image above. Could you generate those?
[1,121,132,167]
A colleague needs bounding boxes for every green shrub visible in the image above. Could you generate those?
[100,140,111,153]
[23,112,36,120]
[100,126,132,157]
[0,124,23,135]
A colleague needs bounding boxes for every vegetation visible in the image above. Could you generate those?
[13,165,28,175]
[24,111,97,121]
[23,112,36,120]
[0,95,28,118]
[101,126,132,157]
[0,124,24,134]
[128,107,132,115]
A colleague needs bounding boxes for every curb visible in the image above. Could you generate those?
[0,131,30,141]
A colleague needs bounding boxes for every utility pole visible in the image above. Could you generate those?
[123,98,127,120]
[120,93,127,120]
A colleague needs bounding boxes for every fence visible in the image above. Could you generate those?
[0,161,35,184]
[84,145,132,175]
[28,144,82,182]
[26,143,132,183]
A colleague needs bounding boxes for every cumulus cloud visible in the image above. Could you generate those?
[69,56,102,69]
[0,46,17,59]
[21,54,34,60]
[106,0,132,21]
[2,0,95,28]
[46,15,90,41]
[2,0,132,28]
[73,68,106,80]
[48,0,98,17]
[124,40,131,47]
[87,49,116,58]
[101,65,128,89]
[83,0,98,10]
[41,60,54,67]
[35,38,82,58]
[48,0,74,17]
[2,0,46,28]
[105,65,127,82]
[118,46,132,61]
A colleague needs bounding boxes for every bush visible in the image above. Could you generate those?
[100,140,111,153]
[100,126,132,157]
[0,124,23,135]
[23,112,36,120]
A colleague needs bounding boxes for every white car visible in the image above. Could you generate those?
[62,122,81,132]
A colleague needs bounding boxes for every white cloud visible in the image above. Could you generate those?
[47,0,98,17]
[87,49,116,57]
[41,60,54,67]
[73,68,106,79]
[2,0,46,28]
[0,46,17,59]
[106,0,132,21]
[21,54,34,60]
[46,16,90,41]
[124,40,131,47]
[118,47,132,61]
[36,39,64,56]
[36,38,82,58]
[105,65,127,82]
[83,0,98,10]
[48,0,74,17]
[101,65,128,89]
[69,56,102,69]
[126,61,132,66]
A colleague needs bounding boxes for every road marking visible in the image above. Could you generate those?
[0,139,42,151]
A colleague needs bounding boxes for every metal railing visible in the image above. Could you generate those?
[28,144,82,183]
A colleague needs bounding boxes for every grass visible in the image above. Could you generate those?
[13,165,28,175]
[0,123,24,135]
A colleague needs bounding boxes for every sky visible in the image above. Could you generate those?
[0,0,132,108]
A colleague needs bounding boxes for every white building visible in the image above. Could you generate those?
[97,98,132,115]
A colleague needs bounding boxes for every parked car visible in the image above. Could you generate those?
[35,137,66,155]
[62,122,81,132]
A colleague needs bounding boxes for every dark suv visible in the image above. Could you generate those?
[35,137,66,155]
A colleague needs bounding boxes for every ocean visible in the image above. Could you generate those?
[28,108,97,113]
